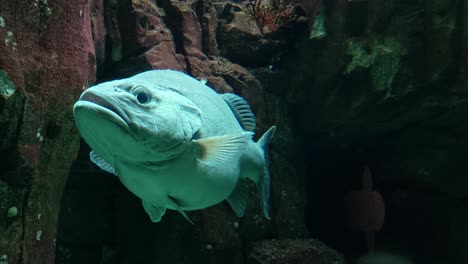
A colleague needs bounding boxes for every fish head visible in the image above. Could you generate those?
[73,78,202,164]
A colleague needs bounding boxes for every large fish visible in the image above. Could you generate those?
[73,70,276,223]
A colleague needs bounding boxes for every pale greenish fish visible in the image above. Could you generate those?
[73,70,276,223]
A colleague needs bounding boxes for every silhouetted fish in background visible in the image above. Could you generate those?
[73,70,276,223]
[344,167,385,251]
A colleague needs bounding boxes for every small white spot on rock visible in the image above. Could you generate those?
[79,10,83,17]
[0,17,5,28]
[37,213,42,220]
[281,190,287,200]
[36,132,44,142]
[205,244,213,250]
[36,230,42,241]
[4,31,15,50]
[233,221,239,229]
[7,207,18,218]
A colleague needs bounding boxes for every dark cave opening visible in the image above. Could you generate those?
[303,147,459,264]
[56,140,118,264]
[304,150,368,259]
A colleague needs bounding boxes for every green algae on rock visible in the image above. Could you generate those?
[0,70,16,99]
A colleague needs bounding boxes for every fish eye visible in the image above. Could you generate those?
[136,92,149,104]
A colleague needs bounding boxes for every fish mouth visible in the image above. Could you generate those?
[76,90,130,130]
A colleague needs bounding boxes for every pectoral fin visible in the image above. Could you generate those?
[194,132,253,167]
[142,200,167,223]
[90,150,116,175]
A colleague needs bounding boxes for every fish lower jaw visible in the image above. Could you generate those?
[74,101,130,131]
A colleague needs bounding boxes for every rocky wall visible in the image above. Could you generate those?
[278,0,468,263]
[0,0,95,263]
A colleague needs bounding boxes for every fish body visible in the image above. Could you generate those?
[73,70,275,222]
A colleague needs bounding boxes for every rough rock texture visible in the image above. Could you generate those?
[217,1,309,67]
[247,238,344,264]
[0,0,95,263]
[265,0,468,263]
[102,0,186,78]
[293,0,322,16]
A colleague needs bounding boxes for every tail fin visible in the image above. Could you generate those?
[256,126,276,219]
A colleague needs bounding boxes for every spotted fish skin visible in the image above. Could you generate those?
[73,70,275,223]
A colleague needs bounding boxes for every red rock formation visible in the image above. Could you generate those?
[0,1,95,263]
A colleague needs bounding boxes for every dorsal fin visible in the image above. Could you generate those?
[221,93,256,132]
